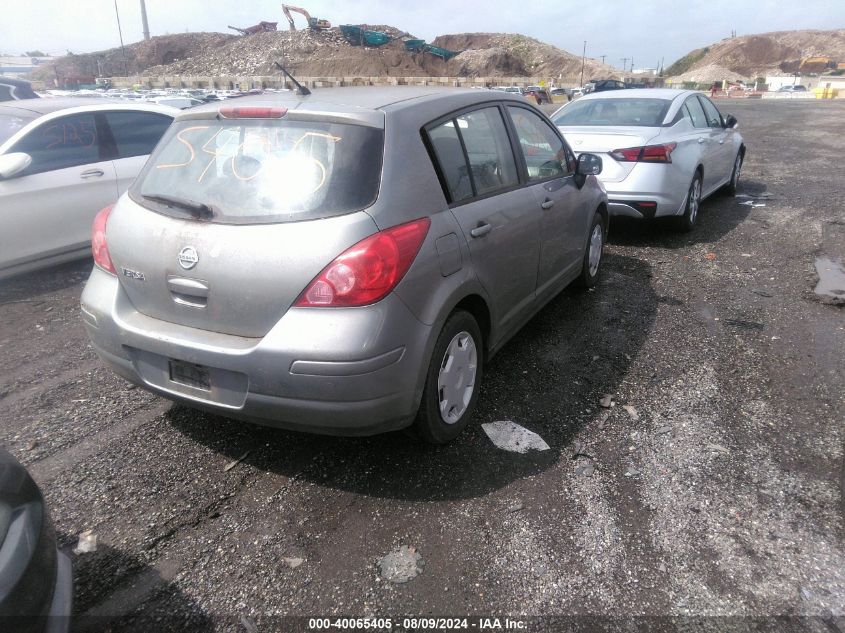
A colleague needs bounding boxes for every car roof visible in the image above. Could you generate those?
[0,97,180,117]
[178,86,528,126]
[578,88,695,101]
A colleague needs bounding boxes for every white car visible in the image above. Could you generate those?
[552,89,745,231]
[0,98,177,278]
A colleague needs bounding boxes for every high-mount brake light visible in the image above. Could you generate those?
[609,142,677,163]
[295,218,431,308]
[92,205,116,275]
[218,106,287,119]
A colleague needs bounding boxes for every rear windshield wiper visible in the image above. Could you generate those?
[142,193,214,220]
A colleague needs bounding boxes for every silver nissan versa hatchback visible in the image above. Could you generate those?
[81,87,608,443]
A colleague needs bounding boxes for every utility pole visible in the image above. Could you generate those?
[600,54,606,65]
[114,0,129,76]
[620,57,629,72]
[579,41,586,88]
[140,0,150,41]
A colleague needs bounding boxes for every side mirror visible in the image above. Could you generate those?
[0,152,32,180]
[576,153,602,176]
[724,114,738,129]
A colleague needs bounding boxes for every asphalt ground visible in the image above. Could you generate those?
[0,99,843,633]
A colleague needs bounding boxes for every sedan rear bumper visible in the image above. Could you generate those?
[81,267,431,435]
[601,162,690,218]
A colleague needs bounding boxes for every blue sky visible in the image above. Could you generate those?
[3,0,844,69]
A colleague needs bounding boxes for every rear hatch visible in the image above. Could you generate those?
[558,126,662,182]
[108,108,384,338]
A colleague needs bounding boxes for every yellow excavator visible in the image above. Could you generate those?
[282,4,331,31]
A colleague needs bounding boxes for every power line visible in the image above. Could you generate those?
[113,0,128,76]
[579,41,586,87]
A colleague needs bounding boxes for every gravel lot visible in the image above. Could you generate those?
[1,99,843,632]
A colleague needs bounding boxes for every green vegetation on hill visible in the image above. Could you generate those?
[665,47,709,77]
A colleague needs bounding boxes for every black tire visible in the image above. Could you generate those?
[414,310,483,444]
[677,172,702,232]
[724,150,743,195]
[576,211,606,288]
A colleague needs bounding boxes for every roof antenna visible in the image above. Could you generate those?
[274,61,311,96]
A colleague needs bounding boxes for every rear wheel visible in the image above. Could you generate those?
[576,211,606,288]
[678,173,702,232]
[414,311,483,444]
[724,151,743,194]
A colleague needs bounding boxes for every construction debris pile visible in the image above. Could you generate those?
[139,28,618,79]
[431,33,618,78]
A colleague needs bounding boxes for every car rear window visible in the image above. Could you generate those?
[131,118,383,224]
[552,98,671,127]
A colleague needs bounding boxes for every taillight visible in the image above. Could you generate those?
[295,218,431,307]
[610,143,676,163]
[92,205,116,275]
[218,106,287,119]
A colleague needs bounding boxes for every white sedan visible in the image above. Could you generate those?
[551,89,745,231]
[0,99,177,278]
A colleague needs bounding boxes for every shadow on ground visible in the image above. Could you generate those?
[59,535,213,633]
[0,258,93,304]
[169,253,657,502]
[608,180,763,248]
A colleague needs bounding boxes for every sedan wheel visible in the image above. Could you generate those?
[678,174,702,232]
[414,310,483,443]
[726,152,743,194]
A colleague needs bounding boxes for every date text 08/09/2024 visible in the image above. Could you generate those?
[307,617,527,630]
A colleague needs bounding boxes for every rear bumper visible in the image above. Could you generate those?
[81,268,432,436]
[600,163,688,219]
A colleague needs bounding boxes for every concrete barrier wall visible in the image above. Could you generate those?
[108,75,584,90]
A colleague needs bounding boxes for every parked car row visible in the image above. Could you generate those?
[2,87,744,446]
[0,86,745,628]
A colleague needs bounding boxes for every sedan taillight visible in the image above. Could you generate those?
[295,218,431,307]
[92,205,116,275]
[610,143,677,163]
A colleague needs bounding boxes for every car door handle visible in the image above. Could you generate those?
[470,223,492,238]
[719,139,725,144]
[540,198,555,210]
[80,169,104,178]
[698,138,707,144]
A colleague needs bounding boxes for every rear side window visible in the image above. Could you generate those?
[455,108,519,196]
[11,112,101,175]
[684,98,708,128]
[104,111,172,158]
[698,97,724,128]
[132,119,384,224]
[427,119,473,202]
[507,106,568,181]
[426,106,519,202]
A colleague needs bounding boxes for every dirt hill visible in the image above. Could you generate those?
[30,28,618,82]
[432,33,618,79]
[28,33,234,85]
[665,28,845,78]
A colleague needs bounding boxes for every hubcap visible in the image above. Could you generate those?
[588,224,603,277]
[437,331,478,425]
[689,179,701,223]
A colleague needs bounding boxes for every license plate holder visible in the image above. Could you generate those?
[168,359,211,391]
